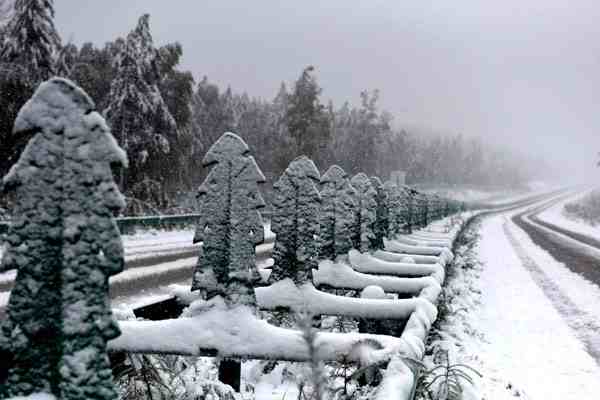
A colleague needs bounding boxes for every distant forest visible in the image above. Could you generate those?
[0,3,549,214]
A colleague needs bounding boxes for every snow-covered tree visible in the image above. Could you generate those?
[350,173,377,252]
[370,176,388,250]
[0,0,62,180]
[0,0,61,82]
[103,14,177,202]
[286,66,331,166]
[191,132,266,307]
[0,78,126,399]
[318,165,357,260]
[269,156,321,284]
[0,0,14,29]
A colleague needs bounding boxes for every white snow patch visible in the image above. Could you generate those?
[472,215,600,399]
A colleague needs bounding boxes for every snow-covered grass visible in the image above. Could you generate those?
[562,189,600,226]
[538,189,600,238]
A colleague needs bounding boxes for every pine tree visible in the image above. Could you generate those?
[0,0,62,182]
[350,173,377,252]
[286,66,331,166]
[0,78,126,399]
[0,0,61,82]
[191,132,266,307]
[103,14,177,206]
[370,176,388,250]
[318,165,357,259]
[0,0,14,29]
[269,156,321,284]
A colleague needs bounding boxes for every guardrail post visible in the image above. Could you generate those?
[0,78,126,399]
[189,132,266,392]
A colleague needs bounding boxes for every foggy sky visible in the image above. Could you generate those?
[54,1,600,183]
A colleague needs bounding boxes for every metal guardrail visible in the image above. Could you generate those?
[0,210,274,236]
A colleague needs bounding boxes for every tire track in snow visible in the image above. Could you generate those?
[503,219,600,365]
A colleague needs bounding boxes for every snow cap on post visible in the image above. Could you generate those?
[0,78,126,399]
[269,156,321,284]
[191,132,266,307]
[350,173,377,252]
[318,165,357,260]
[370,176,388,250]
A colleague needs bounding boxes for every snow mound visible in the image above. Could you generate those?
[360,285,386,299]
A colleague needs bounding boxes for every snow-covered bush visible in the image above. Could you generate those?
[269,156,321,284]
[318,165,357,260]
[191,132,266,307]
[0,78,127,399]
[350,173,377,252]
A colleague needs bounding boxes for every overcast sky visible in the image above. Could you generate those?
[54,0,600,183]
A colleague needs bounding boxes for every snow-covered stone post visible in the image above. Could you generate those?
[190,132,265,392]
[318,165,357,260]
[383,180,402,238]
[429,195,440,221]
[0,78,127,400]
[191,132,266,305]
[350,173,377,253]
[370,176,388,250]
[269,156,321,284]
[419,192,430,227]
[400,186,414,233]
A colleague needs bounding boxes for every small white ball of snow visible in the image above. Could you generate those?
[360,285,386,299]
[400,256,416,264]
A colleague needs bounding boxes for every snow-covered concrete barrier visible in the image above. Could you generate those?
[99,131,463,397]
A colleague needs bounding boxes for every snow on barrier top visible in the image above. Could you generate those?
[255,279,436,320]
[0,78,125,400]
[349,250,445,282]
[313,260,441,302]
[109,298,422,364]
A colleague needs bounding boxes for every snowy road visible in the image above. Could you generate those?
[457,195,600,399]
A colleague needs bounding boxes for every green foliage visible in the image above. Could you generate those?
[286,65,331,166]
[416,350,481,400]
[103,14,178,201]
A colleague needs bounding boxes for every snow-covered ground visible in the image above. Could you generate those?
[537,189,600,239]
[431,204,600,400]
